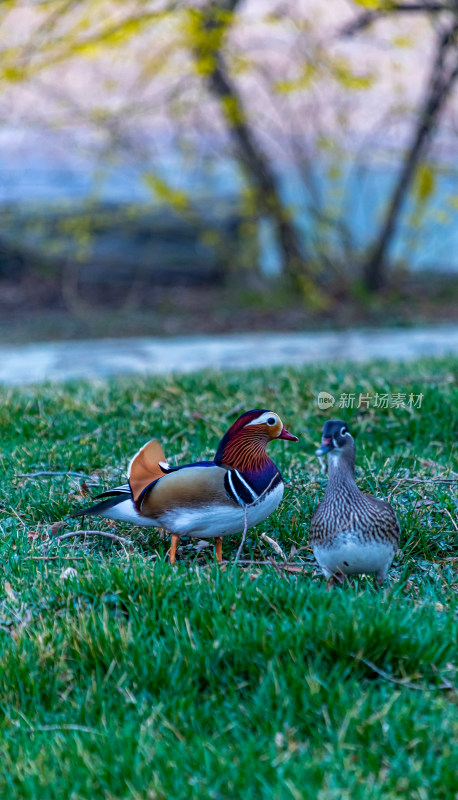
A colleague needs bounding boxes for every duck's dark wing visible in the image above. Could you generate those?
[71,484,131,519]
[364,494,401,545]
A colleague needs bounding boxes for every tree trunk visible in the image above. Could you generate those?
[194,1,307,282]
[0,237,27,280]
[364,22,458,291]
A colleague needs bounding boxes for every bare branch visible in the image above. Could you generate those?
[341,2,454,37]
[365,21,458,289]
[193,1,308,281]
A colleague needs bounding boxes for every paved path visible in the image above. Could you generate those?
[0,326,457,385]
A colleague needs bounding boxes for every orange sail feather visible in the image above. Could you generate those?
[128,439,167,502]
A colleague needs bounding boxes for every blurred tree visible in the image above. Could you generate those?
[0,0,457,302]
[343,1,458,290]
[188,0,308,284]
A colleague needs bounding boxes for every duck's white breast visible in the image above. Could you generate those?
[156,482,284,538]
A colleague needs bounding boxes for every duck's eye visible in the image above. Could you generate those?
[267,416,276,425]
[340,426,347,436]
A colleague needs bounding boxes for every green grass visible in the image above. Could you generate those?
[0,359,457,799]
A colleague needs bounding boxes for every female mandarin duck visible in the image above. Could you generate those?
[72,409,298,563]
[309,419,400,586]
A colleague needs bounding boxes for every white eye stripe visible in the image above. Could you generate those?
[245,412,279,427]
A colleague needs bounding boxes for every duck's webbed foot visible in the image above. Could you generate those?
[169,534,179,565]
[214,537,223,564]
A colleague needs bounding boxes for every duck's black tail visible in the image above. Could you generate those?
[70,485,131,518]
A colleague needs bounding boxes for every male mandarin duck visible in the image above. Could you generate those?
[72,409,298,563]
[309,420,400,586]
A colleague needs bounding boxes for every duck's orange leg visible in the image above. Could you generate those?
[214,537,223,563]
[169,534,179,565]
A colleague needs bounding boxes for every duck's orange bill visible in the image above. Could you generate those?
[279,427,298,441]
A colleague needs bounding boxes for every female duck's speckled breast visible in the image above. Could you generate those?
[313,528,396,579]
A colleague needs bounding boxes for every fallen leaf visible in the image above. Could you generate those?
[414,499,435,509]
[190,540,211,551]
[28,529,48,542]
[438,678,455,691]
[4,582,17,601]
[51,521,67,536]
[60,567,78,582]
[261,533,287,560]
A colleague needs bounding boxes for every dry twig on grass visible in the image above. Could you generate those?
[43,529,134,556]
[27,556,84,561]
[17,471,91,479]
[350,652,454,692]
[221,560,313,571]
[234,506,248,563]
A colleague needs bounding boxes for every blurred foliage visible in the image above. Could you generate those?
[0,0,457,298]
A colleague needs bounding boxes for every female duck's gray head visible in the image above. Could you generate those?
[316,419,353,456]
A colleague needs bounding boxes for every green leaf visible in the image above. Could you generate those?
[332,58,375,90]
[143,173,189,211]
[414,165,436,204]
[275,63,317,94]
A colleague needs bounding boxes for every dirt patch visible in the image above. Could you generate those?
[1,272,457,344]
